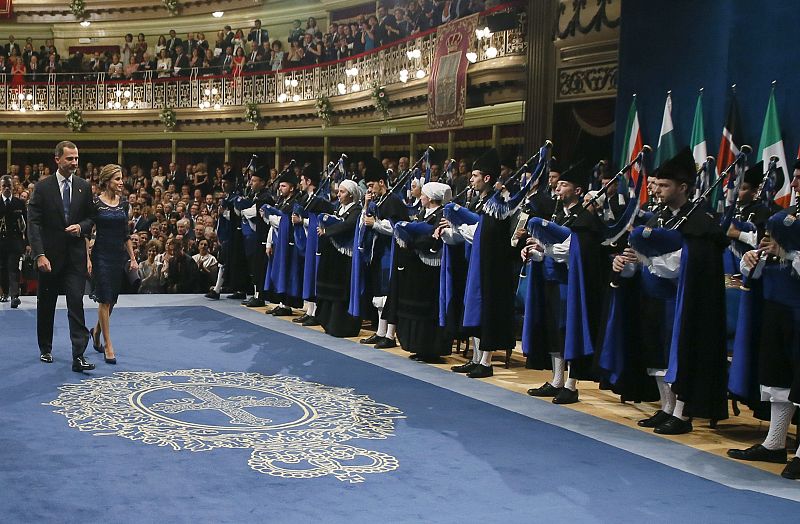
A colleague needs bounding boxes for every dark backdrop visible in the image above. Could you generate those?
[614,0,800,168]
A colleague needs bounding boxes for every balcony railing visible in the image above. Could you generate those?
[0,4,525,114]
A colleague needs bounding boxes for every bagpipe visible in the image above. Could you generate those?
[563,145,652,229]
[742,189,800,289]
[318,212,357,256]
[615,145,752,288]
[357,146,435,255]
[481,141,553,220]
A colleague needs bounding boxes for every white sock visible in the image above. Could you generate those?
[551,354,565,388]
[254,290,261,299]
[376,317,388,338]
[308,302,317,316]
[479,350,492,367]
[472,348,483,364]
[762,402,796,451]
[303,300,311,312]
[672,399,688,421]
[655,376,675,414]
[385,324,396,340]
[213,265,224,292]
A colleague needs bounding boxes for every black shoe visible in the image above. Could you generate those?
[89,328,104,353]
[727,444,787,464]
[0,295,7,302]
[271,306,293,316]
[360,334,381,345]
[226,292,246,300]
[72,356,95,372]
[301,317,320,327]
[654,416,693,435]
[527,382,563,397]
[451,362,478,373]
[420,356,446,364]
[104,355,117,365]
[637,410,672,428]
[467,364,493,378]
[552,388,579,405]
[40,353,53,363]
[10,297,20,308]
[293,314,310,323]
[374,337,397,349]
[204,289,220,300]
[242,297,265,308]
[781,457,800,479]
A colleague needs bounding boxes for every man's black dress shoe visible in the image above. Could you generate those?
[727,444,787,464]
[0,295,8,302]
[653,416,692,435]
[374,337,397,349]
[226,291,246,300]
[10,297,20,308]
[293,314,310,323]
[40,353,53,363]
[552,388,579,405]
[451,362,478,373]
[782,457,800,479]
[301,317,320,327]
[271,306,293,316]
[527,382,562,397]
[242,297,265,307]
[467,364,493,378]
[637,410,672,428]
[72,356,95,372]
[204,290,220,300]
[360,334,381,345]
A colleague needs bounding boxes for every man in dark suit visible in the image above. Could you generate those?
[166,30,182,59]
[0,175,26,308]
[173,45,190,77]
[4,35,20,58]
[247,19,270,48]
[27,141,96,372]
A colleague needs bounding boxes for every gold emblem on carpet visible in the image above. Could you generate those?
[46,369,404,483]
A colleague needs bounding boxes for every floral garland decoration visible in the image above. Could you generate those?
[160,107,177,131]
[66,107,84,132]
[315,95,333,127]
[162,0,179,15]
[69,0,86,18]
[245,102,261,129]
[371,85,390,121]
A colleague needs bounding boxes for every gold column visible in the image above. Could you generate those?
[373,135,380,159]
[447,130,455,160]
[492,125,500,152]
[409,133,417,159]
[323,136,330,167]
[6,139,11,173]
[274,136,281,169]
[117,140,123,164]
[171,140,177,164]
[224,138,230,163]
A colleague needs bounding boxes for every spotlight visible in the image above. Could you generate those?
[415,69,425,79]
[486,47,498,59]
[80,20,91,28]
[475,28,484,39]
[466,52,477,63]
[290,79,298,87]
[123,89,131,98]
[212,11,224,18]
[277,93,287,103]
[351,83,360,92]
[292,94,300,102]
[213,103,221,110]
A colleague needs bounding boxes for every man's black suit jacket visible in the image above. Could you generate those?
[27,175,94,273]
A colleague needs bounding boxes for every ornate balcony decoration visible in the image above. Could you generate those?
[0,3,525,130]
[556,0,620,40]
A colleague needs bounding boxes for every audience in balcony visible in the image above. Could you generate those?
[0,0,492,84]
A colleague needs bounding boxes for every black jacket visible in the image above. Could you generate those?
[0,195,26,253]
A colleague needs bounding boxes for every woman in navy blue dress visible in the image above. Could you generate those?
[89,164,138,364]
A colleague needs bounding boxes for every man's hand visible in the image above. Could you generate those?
[364,215,375,228]
[86,259,92,277]
[266,245,273,257]
[612,248,638,273]
[291,213,302,225]
[129,259,139,272]
[364,192,373,204]
[37,255,52,273]
[611,255,627,273]
[65,224,81,236]
[513,228,526,240]
[742,249,760,270]
[726,224,741,240]
[316,226,325,237]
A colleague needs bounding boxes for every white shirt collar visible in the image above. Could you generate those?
[424,205,440,218]
[56,171,73,187]
[338,201,355,216]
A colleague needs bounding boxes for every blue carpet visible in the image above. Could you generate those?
[1,305,798,523]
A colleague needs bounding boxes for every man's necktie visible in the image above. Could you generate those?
[62,179,71,222]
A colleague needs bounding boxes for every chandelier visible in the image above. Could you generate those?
[199,85,222,109]
[467,26,497,63]
[400,48,426,83]
[11,90,40,112]
[107,88,135,110]
[277,77,301,103]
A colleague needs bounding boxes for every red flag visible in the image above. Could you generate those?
[713,94,744,209]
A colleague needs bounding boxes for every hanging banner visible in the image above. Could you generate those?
[0,1,11,19]
[427,14,478,130]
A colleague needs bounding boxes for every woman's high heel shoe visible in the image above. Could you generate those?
[90,328,104,353]
[104,353,117,365]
